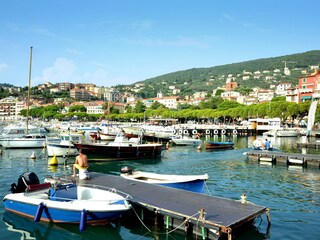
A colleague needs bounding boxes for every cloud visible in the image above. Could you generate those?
[0,63,9,72]
[33,58,76,84]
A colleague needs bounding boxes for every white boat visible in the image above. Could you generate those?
[120,167,209,193]
[46,133,83,156]
[3,172,131,231]
[171,135,202,146]
[0,124,49,140]
[263,129,299,137]
[252,138,273,151]
[0,134,46,148]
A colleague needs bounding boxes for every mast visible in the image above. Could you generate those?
[26,46,33,134]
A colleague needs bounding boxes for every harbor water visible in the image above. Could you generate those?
[0,135,319,239]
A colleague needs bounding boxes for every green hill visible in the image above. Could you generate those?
[131,50,320,97]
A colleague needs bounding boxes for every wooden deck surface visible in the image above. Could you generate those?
[77,172,268,233]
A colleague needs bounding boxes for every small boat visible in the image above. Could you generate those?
[120,166,209,193]
[46,133,83,157]
[204,140,234,149]
[171,135,202,146]
[252,138,273,151]
[3,172,131,231]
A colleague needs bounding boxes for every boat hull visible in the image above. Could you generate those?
[3,186,131,224]
[204,141,234,149]
[73,142,163,160]
[0,138,46,148]
[171,139,202,146]
[121,171,209,193]
[47,143,78,157]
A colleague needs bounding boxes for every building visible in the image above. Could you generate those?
[0,96,25,120]
[69,88,91,101]
[298,69,320,102]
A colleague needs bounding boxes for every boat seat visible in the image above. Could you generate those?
[27,182,51,192]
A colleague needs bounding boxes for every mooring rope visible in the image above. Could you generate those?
[131,205,200,235]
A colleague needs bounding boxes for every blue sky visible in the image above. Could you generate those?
[0,0,319,87]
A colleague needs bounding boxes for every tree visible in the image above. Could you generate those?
[69,105,86,113]
[134,101,146,113]
[150,101,166,110]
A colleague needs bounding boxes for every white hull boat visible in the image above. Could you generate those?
[120,167,209,193]
[46,133,83,157]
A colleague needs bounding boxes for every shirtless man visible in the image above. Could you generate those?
[72,149,89,177]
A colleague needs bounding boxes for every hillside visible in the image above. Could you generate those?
[132,50,320,97]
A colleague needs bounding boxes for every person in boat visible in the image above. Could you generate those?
[72,149,89,177]
[264,139,271,150]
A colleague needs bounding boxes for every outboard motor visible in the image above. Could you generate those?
[120,166,133,175]
[10,172,40,193]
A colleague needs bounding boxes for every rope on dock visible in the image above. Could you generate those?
[130,204,201,235]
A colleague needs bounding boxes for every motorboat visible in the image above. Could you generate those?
[171,135,202,146]
[0,134,46,148]
[263,129,299,137]
[3,172,131,232]
[73,131,163,160]
[120,166,209,193]
[46,133,83,157]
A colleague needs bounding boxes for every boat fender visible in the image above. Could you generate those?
[205,129,211,135]
[192,130,198,134]
[213,129,218,135]
[80,209,87,232]
[178,130,183,134]
[34,202,45,222]
[240,193,247,204]
[183,130,189,135]
[221,129,226,135]
[233,129,238,135]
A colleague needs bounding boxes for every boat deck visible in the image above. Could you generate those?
[74,172,270,239]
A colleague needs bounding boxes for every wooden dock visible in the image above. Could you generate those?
[73,173,270,240]
[245,150,320,168]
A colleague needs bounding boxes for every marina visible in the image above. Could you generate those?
[0,136,319,239]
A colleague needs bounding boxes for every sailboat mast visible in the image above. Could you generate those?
[26,46,33,134]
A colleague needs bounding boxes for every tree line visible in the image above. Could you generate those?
[20,98,318,126]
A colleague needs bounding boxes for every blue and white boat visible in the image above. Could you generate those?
[120,167,208,193]
[3,172,131,231]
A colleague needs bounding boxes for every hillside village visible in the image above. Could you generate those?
[0,63,319,121]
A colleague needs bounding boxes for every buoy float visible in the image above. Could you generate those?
[79,209,87,232]
[221,129,226,135]
[233,129,238,135]
[192,130,198,135]
[49,155,58,166]
[34,202,45,222]
[213,129,218,135]
[30,152,36,159]
[205,129,211,135]
[240,193,247,204]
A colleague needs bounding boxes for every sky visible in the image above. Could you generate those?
[0,0,319,88]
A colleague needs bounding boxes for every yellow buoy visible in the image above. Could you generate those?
[30,151,36,159]
[49,155,58,166]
